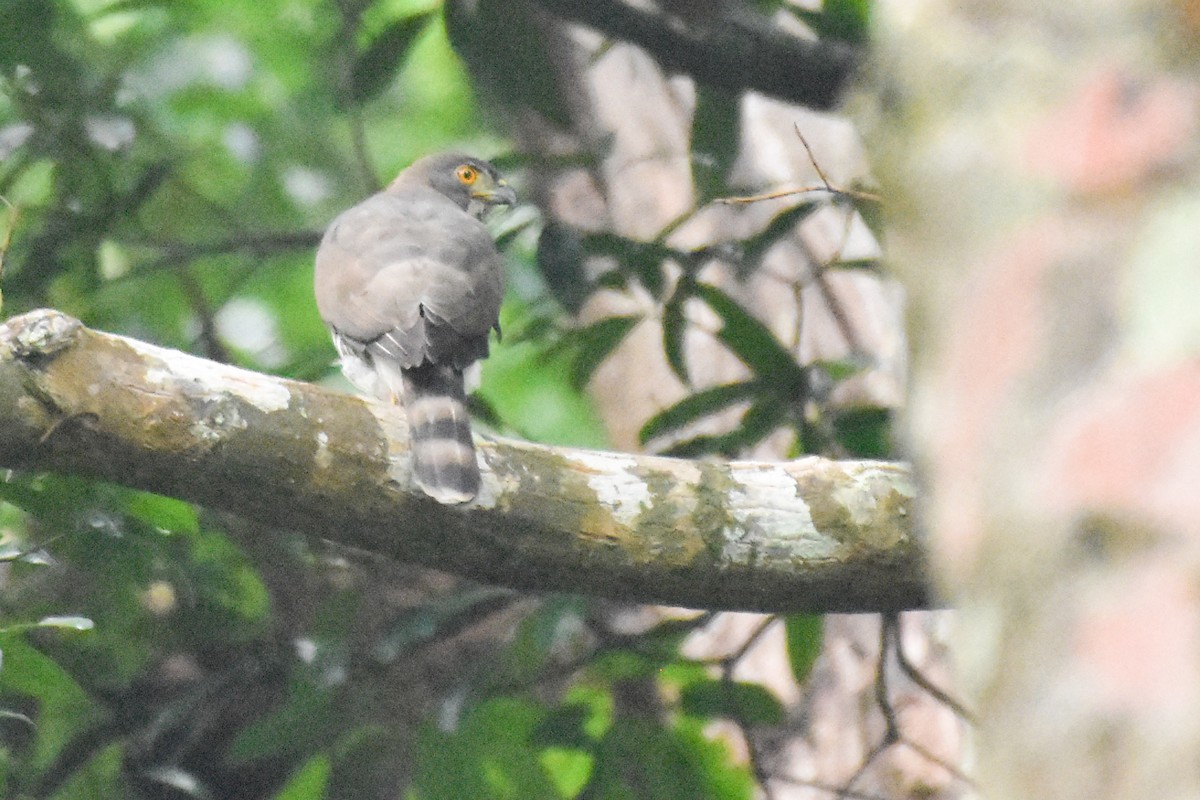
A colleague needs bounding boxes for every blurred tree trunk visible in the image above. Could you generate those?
[869,1,1200,798]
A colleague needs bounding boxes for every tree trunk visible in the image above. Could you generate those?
[869,1,1200,797]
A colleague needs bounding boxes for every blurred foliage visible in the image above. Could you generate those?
[0,0,879,797]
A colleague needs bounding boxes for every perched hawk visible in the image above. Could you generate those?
[314,153,514,503]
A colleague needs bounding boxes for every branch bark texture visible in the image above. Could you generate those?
[0,309,927,613]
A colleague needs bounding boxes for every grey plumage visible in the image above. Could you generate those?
[314,153,512,503]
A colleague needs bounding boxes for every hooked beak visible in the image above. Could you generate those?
[473,182,517,207]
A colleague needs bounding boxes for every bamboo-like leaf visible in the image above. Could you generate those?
[639,381,761,445]
[536,222,592,313]
[693,283,806,394]
[854,189,886,243]
[661,276,694,384]
[784,614,823,684]
[37,615,95,631]
[581,232,675,298]
[691,88,741,201]
[742,200,820,266]
[349,12,435,106]
[680,679,785,725]
[827,257,881,271]
[567,315,641,389]
[660,395,787,457]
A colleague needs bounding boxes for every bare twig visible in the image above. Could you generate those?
[893,612,976,723]
[177,270,234,365]
[742,720,777,800]
[715,125,881,206]
[721,615,780,676]
[714,184,880,206]
[845,615,976,793]
[797,123,835,192]
[129,231,321,277]
[349,108,381,194]
[898,737,977,787]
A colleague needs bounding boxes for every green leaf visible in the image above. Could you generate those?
[124,491,199,535]
[790,0,871,44]
[784,614,824,684]
[741,201,821,267]
[660,395,788,458]
[853,189,886,243]
[680,680,784,725]
[589,649,658,682]
[822,0,872,44]
[537,222,593,314]
[444,0,571,127]
[531,703,593,749]
[691,88,741,201]
[271,753,330,800]
[539,746,593,800]
[736,395,789,448]
[0,637,100,769]
[827,257,881,271]
[581,232,674,298]
[481,301,612,448]
[412,698,561,800]
[693,283,806,394]
[349,12,436,106]
[661,277,693,384]
[810,357,868,382]
[832,406,893,458]
[492,595,588,687]
[595,269,630,292]
[565,315,641,390]
[672,716,755,800]
[34,615,95,632]
[639,381,761,445]
[51,742,126,799]
[228,679,334,763]
[586,719,707,800]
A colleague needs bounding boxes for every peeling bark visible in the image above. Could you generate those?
[0,309,928,613]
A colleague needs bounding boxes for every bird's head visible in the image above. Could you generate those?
[392,152,516,218]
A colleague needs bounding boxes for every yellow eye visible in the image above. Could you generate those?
[456,165,478,185]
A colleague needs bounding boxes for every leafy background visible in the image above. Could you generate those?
[0,1,901,798]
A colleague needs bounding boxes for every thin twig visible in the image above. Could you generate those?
[796,123,834,191]
[715,125,881,206]
[892,612,976,723]
[721,615,780,676]
[714,184,880,206]
[832,618,898,799]
[875,616,901,743]
[128,231,321,277]
[881,614,977,789]
[742,723,776,800]
[177,270,233,364]
[897,738,977,787]
[349,108,381,194]
[806,214,867,355]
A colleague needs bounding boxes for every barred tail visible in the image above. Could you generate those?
[400,363,480,504]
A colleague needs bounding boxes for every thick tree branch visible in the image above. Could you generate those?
[529,0,858,110]
[0,309,928,613]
